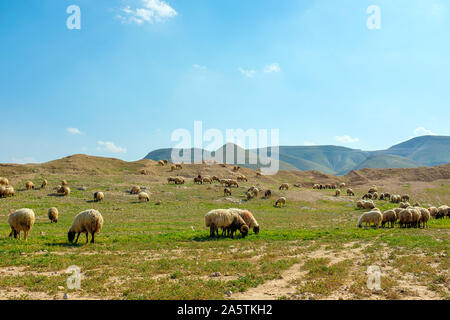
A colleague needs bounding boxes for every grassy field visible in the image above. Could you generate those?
[0,160,449,300]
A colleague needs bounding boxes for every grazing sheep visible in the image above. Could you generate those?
[358,200,375,210]
[428,206,438,218]
[175,164,183,170]
[226,180,239,188]
[8,209,35,240]
[0,186,5,198]
[232,166,240,172]
[313,184,320,190]
[224,188,232,196]
[68,209,104,244]
[158,160,165,166]
[194,177,203,184]
[255,172,262,177]
[399,202,410,209]
[48,207,59,223]
[0,177,9,186]
[3,186,14,197]
[357,210,382,229]
[368,186,378,194]
[436,205,449,219]
[275,197,286,207]
[394,208,403,215]
[94,192,104,202]
[372,192,378,200]
[228,208,260,234]
[246,191,254,201]
[391,195,401,204]
[140,169,150,175]
[138,192,150,202]
[409,208,421,228]
[247,187,259,198]
[237,175,248,182]
[25,181,35,190]
[60,186,70,196]
[264,190,272,198]
[131,186,141,194]
[163,160,169,165]
[417,207,430,228]
[212,176,220,182]
[381,210,397,228]
[335,189,341,197]
[347,188,355,196]
[279,183,289,191]
[202,177,212,184]
[41,179,48,189]
[401,195,410,202]
[339,183,346,189]
[62,180,68,186]
[356,200,364,209]
[170,165,177,171]
[204,209,248,238]
[398,209,412,228]
[362,193,372,200]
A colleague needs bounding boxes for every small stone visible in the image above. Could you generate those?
[211,272,221,277]
[57,286,65,291]
[226,290,232,297]
[381,263,386,267]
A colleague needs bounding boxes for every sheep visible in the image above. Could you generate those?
[25,181,35,190]
[0,177,9,186]
[381,210,397,228]
[138,192,150,202]
[417,207,430,228]
[212,176,220,182]
[0,186,5,198]
[130,186,141,194]
[68,209,104,244]
[368,186,378,194]
[399,202,410,209]
[175,177,185,185]
[194,177,203,184]
[204,209,249,238]
[437,205,449,219]
[264,190,272,198]
[313,184,320,190]
[247,187,259,198]
[158,160,165,166]
[409,208,421,228]
[226,180,239,188]
[8,209,35,240]
[335,189,341,197]
[175,164,183,170]
[372,192,378,200]
[394,207,403,215]
[62,180,68,186]
[357,210,382,229]
[163,160,169,165]
[401,195,410,202]
[361,200,375,210]
[41,179,48,189]
[202,177,212,184]
[237,175,248,182]
[140,169,150,175]
[4,186,14,197]
[48,207,59,223]
[228,208,260,234]
[94,192,104,202]
[339,183,346,189]
[275,197,286,207]
[362,193,372,200]
[170,165,177,171]
[62,186,71,196]
[383,193,391,201]
[398,209,412,228]
[428,206,438,218]
[246,191,254,201]
[356,200,364,209]
[391,195,401,204]
[347,188,355,196]
[279,183,289,191]
[232,166,240,172]
[224,188,232,196]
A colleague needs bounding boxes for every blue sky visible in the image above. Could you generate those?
[1,0,449,163]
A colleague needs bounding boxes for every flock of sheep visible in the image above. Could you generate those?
[1,166,449,243]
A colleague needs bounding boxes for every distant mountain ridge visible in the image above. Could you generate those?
[144,135,450,175]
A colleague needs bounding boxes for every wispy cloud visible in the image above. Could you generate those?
[238,67,256,78]
[413,126,435,136]
[335,135,359,144]
[67,127,82,135]
[12,157,36,164]
[264,63,281,74]
[193,64,207,70]
[97,141,127,154]
[117,0,177,25]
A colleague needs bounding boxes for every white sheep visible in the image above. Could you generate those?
[381,210,397,228]
[68,209,104,244]
[138,192,150,202]
[357,210,382,229]
[130,186,141,194]
[94,192,104,202]
[48,207,59,223]
[0,177,9,186]
[8,208,35,240]
[25,181,35,190]
[204,209,249,238]
[275,197,286,207]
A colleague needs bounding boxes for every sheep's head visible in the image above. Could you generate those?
[240,225,249,238]
[253,226,260,235]
[68,231,76,243]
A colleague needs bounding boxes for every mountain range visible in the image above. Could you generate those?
[144,135,450,175]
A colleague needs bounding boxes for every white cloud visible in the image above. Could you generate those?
[335,135,359,144]
[118,0,177,25]
[97,141,127,154]
[12,157,36,164]
[193,64,207,70]
[238,67,256,78]
[264,63,281,74]
[304,142,317,146]
[67,127,82,135]
[413,127,435,136]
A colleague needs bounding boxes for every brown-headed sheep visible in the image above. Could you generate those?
[381,210,397,228]
[401,195,410,202]
[94,192,104,202]
[68,209,104,244]
[335,189,341,197]
[224,188,232,196]
[138,192,150,202]
[41,179,48,189]
[275,197,286,207]
[228,208,260,234]
[398,209,412,228]
[279,183,289,191]
[347,188,355,196]
[0,177,9,186]
[8,208,35,240]
[204,209,249,238]
[264,190,272,198]
[130,186,141,194]
[25,181,34,190]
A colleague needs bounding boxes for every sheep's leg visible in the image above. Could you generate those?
[91,233,95,244]
[75,233,80,244]
[86,233,89,243]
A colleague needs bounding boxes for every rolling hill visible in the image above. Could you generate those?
[144,135,450,175]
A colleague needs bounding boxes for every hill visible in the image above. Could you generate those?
[144,135,450,175]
